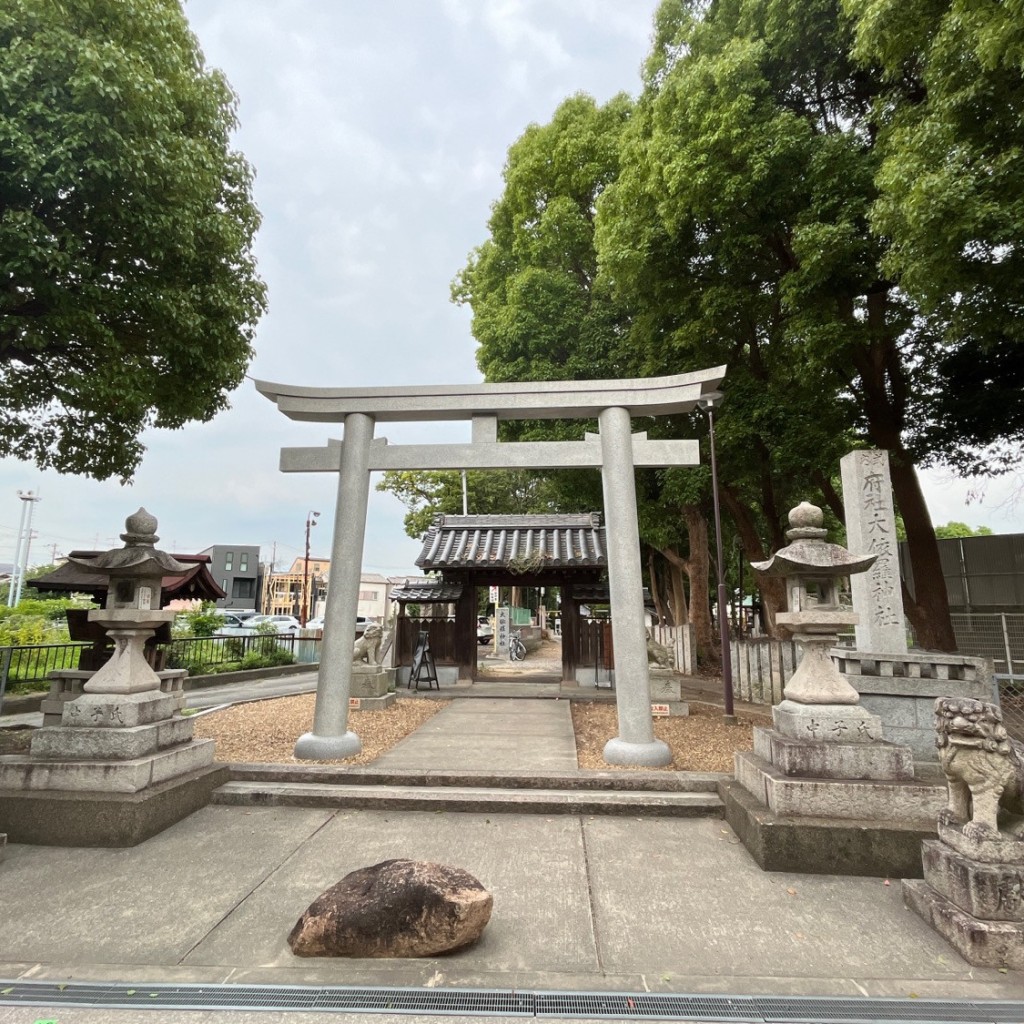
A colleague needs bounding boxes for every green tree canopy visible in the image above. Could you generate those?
[933,522,994,540]
[377,468,598,540]
[0,0,266,480]
[845,0,1024,477]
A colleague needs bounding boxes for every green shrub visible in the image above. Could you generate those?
[185,603,223,638]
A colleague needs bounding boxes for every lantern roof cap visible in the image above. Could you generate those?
[67,508,190,577]
[751,502,876,578]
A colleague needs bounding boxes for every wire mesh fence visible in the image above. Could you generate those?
[946,613,1024,742]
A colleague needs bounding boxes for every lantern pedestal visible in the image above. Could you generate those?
[83,610,175,695]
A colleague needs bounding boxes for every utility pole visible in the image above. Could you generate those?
[302,512,320,626]
[7,495,29,607]
[261,541,277,614]
[11,490,41,607]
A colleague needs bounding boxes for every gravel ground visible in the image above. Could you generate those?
[192,695,450,765]
[191,691,766,772]
[572,700,769,773]
[0,632,769,772]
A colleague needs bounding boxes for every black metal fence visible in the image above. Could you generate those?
[0,642,90,707]
[162,633,299,671]
[0,633,322,712]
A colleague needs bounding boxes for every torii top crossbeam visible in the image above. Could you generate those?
[254,366,725,422]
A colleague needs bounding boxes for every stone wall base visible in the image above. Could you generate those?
[720,779,934,878]
[347,693,397,710]
[0,764,228,848]
[903,879,1024,970]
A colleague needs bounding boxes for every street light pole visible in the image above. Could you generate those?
[696,392,737,724]
[302,510,320,626]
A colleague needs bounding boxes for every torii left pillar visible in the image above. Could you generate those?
[293,412,373,758]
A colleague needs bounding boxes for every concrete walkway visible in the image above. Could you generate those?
[3,683,1024,1022]
[2,804,1023,1013]
[373,698,578,772]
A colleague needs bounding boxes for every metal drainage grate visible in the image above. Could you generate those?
[0,980,1021,1021]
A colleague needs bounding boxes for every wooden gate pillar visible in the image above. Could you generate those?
[456,581,477,682]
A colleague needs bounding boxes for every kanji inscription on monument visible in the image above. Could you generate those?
[840,449,907,653]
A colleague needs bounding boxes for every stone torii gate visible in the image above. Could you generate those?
[257,366,726,767]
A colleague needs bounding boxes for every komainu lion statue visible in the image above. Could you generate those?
[352,624,384,665]
[934,696,1024,840]
[646,632,675,669]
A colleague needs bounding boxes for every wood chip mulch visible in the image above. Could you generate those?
[571,700,770,773]
[192,694,450,765]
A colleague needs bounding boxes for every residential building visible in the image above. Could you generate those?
[267,556,329,619]
[199,545,261,612]
[265,563,399,623]
[356,573,390,621]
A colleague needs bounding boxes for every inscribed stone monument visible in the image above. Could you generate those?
[840,449,907,654]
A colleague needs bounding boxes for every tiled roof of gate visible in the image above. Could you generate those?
[416,514,606,572]
[390,580,464,603]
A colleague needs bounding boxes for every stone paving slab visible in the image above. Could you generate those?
[183,809,599,977]
[372,698,578,771]
[0,807,334,965]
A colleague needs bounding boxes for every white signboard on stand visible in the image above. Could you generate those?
[496,606,511,654]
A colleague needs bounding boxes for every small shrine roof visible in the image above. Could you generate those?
[569,584,656,607]
[29,553,226,603]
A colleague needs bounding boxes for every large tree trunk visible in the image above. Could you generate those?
[721,486,788,637]
[646,548,669,626]
[658,504,714,665]
[668,557,688,628]
[888,449,957,651]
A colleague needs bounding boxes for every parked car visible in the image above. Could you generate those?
[243,614,301,635]
[302,615,376,633]
[477,615,494,645]
[213,612,255,636]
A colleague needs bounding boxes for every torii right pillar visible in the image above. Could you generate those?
[599,406,671,766]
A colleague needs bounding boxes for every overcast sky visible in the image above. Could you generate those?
[0,0,1019,577]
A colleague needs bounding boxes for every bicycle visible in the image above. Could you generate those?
[508,630,527,662]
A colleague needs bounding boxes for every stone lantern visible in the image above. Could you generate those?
[722,502,950,877]
[752,501,878,732]
[68,508,189,695]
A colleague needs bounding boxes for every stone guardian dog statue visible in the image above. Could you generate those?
[934,696,1024,840]
[352,624,384,666]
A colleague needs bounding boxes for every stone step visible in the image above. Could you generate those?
[211,780,725,817]
[226,764,725,793]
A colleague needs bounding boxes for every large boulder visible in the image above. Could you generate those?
[288,859,493,958]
